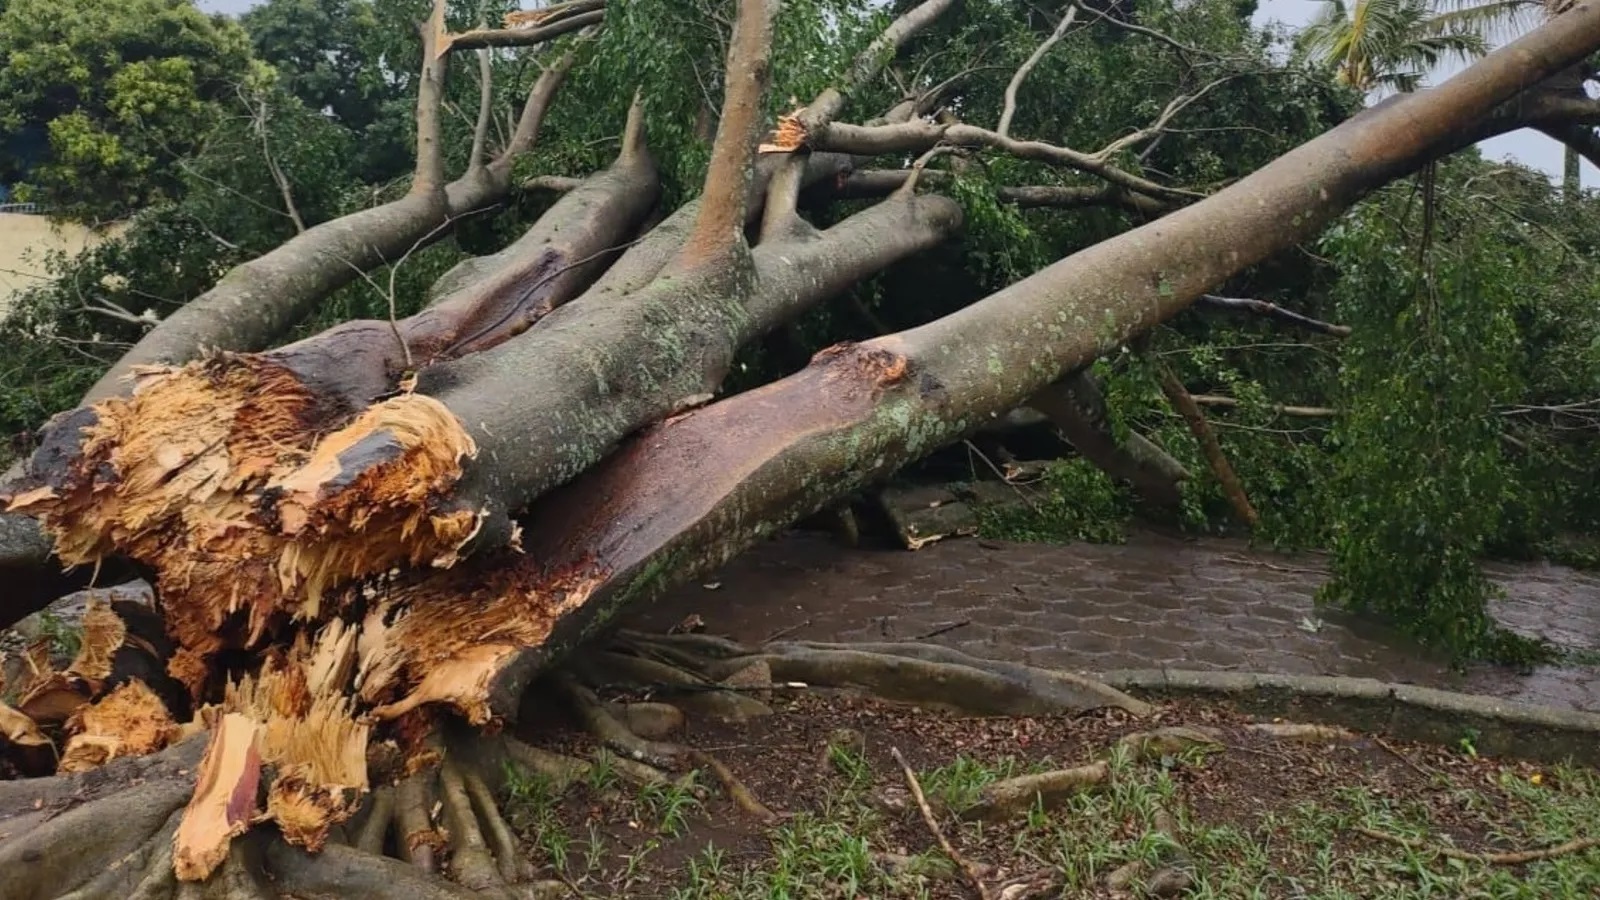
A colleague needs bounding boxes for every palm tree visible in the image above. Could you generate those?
[1301,0,1580,193]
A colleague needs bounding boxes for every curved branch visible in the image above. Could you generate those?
[805,0,961,129]
[999,6,1080,138]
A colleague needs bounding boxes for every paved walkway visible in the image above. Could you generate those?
[628,531,1600,712]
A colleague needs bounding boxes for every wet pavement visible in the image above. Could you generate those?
[627,530,1600,712]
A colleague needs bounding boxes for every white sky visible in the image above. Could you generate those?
[195,0,1587,185]
[1254,0,1593,186]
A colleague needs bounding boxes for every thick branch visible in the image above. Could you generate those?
[445,6,604,51]
[808,120,1198,203]
[676,0,776,269]
[1196,294,1351,337]
[467,40,493,171]
[487,50,578,181]
[413,0,451,196]
[829,168,1173,216]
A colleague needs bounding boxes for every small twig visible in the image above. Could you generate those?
[913,620,970,640]
[891,746,994,900]
[897,145,958,195]
[762,619,811,643]
[1374,736,1434,779]
[1356,826,1600,865]
[1196,293,1352,337]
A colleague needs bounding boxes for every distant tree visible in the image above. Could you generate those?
[1299,0,1545,93]
[241,0,419,181]
[0,0,257,223]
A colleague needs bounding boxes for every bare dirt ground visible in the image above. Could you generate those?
[505,688,1600,899]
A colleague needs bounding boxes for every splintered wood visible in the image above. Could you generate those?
[58,679,181,773]
[11,601,129,728]
[5,355,480,682]
[172,627,373,881]
[0,352,606,878]
[354,563,605,724]
[173,713,265,881]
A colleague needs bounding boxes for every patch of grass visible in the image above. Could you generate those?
[36,611,81,660]
[506,701,1600,898]
[638,776,702,838]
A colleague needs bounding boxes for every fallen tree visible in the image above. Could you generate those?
[3,0,1600,895]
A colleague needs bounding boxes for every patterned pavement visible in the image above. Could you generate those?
[628,530,1600,712]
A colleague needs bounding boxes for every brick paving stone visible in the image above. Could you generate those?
[630,530,1600,712]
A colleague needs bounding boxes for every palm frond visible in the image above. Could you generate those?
[1426,0,1546,45]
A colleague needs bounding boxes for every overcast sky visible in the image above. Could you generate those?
[195,0,1591,186]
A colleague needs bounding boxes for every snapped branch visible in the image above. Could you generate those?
[1196,294,1351,337]
[676,0,777,270]
[761,0,959,238]
[412,0,452,196]
[443,1,604,53]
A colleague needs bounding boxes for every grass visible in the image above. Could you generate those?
[501,742,1600,899]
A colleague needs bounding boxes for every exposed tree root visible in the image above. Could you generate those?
[1246,722,1355,743]
[960,761,1110,822]
[553,673,683,770]
[613,635,1153,717]
[688,749,780,824]
[1116,725,1224,761]
[1104,806,1192,896]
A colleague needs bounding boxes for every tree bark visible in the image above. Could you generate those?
[1025,371,1189,507]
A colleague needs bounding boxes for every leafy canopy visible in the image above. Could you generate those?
[0,0,255,222]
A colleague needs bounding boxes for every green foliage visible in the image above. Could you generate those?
[0,0,254,222]
[977,457,1133,545]
[1314,190,1549,664]
[242,0,416,182]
